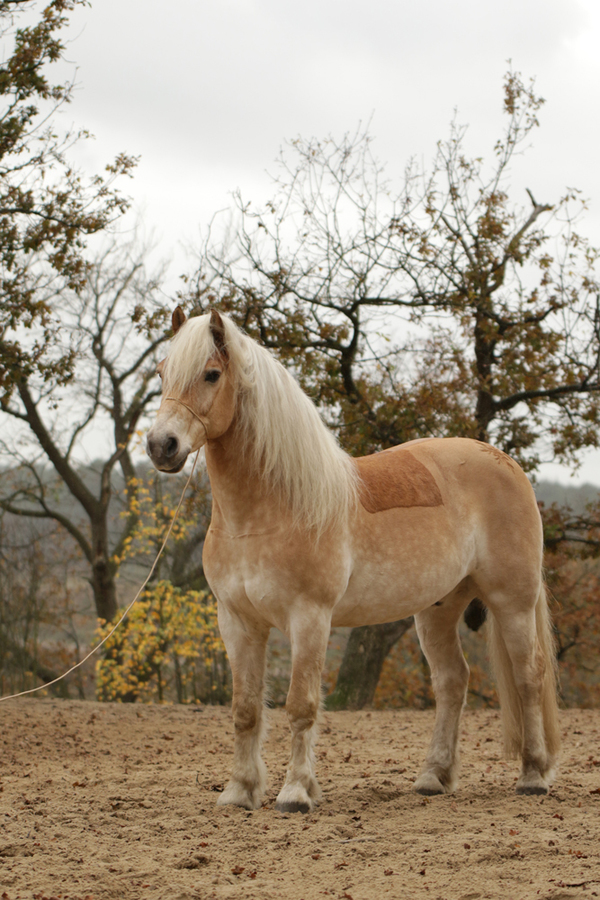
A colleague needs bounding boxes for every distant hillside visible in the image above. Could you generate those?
[535,480,599,513]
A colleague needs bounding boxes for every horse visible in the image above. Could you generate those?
[146,307,560,813]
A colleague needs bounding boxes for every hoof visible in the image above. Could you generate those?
[413,772,450,796]
[516,784,548,796]
[275,799,310,814]
[515,781,549,796]
[275,781,315,814]
[217,781,263,810]
[515,770,550,796]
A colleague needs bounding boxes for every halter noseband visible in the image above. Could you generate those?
[163,397,209,442]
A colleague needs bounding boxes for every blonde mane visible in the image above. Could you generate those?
[164,313,359,534]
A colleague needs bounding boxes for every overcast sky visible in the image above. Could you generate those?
[56,0,600,483]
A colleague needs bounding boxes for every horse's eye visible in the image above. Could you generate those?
[205,370,221,384]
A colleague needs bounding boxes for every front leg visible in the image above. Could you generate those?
[276,608,331,813]
[217,605,269,810]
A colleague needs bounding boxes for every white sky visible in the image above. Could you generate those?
[52,0,600,484]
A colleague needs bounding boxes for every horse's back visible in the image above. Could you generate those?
[356,437,539,533]
[338,438,542,624]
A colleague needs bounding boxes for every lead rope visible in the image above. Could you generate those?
[0,448,201,703]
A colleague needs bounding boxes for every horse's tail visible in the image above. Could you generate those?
[488,582,560,766]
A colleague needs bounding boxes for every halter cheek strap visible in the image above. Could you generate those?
[163,397,210,442]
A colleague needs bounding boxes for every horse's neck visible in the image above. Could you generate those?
[204,437,282,534]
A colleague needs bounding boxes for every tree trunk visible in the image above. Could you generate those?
[90,560,118,623]
[326,598,487,710]
[325,619,413,710]
[90,519,118,622]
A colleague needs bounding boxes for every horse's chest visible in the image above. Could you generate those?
[203,527,351,618]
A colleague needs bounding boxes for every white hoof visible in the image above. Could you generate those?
[217,780,263,810]
[413,771,453,796]
[515,771,550,796]
[275,782,316,814]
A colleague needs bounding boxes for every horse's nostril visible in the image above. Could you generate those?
[164,436,179,458]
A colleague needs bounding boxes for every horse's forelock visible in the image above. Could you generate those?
[163,314,231,394]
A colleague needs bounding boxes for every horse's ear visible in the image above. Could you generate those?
[209,308,228,359]
[172,306,186,335]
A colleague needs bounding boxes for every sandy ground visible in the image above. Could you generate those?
[0,701,599,900]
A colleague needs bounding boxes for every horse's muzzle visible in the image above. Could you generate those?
[146,431,189,473]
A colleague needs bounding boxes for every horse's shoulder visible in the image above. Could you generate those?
[354,443,443,513]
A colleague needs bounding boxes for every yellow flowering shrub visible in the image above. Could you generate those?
[111,473,209,570]
[95,581,230,704]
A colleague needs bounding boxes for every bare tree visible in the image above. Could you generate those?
[181,71,600,707]
[0,0,136,397]
[0,239,171,622]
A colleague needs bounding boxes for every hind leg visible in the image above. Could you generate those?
[489,600,555,795]
[413,589,472,795]
[275,607,330,813]
[217,605,270,810]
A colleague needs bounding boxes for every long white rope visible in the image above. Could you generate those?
[0,449,201,703]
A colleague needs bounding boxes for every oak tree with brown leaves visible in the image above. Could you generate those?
[0,0,136,399]
[183,71,600,707]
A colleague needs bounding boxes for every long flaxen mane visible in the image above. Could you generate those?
[163,313,359,534]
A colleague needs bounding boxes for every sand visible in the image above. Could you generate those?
[0,700,599,900]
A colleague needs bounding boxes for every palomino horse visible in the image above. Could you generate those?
[146,308,560,813]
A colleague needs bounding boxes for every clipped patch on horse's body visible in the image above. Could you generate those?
[476,442,517,471]
[355,448,443,513]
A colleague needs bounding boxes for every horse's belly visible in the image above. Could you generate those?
[331,563,461,627]
[331,509,474,627]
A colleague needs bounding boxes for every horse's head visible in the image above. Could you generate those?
[146,308,236,472]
